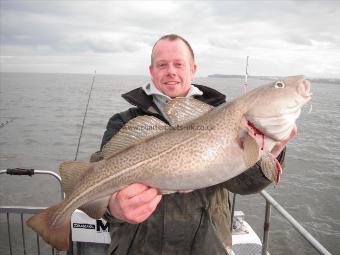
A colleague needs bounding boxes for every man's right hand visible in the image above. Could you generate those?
[108,183,162,224]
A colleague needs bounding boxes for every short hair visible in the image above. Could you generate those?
[151,34,195,64]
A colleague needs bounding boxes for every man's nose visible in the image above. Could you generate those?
[166,64,176,76]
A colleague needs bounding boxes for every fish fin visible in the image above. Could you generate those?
[59,161,94,197]
[260,152,282,184]
[79,196,111,219]
[164,98,214,126]
[26,204,70,251]
[102,116,169,159]
[242,133,261,168]
[90,151,104,162]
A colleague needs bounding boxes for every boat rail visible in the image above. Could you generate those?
[0,169,333,255]
[258,190,332,255]
[0,169,66,255]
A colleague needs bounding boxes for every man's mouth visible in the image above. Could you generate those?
[164,81,180,86]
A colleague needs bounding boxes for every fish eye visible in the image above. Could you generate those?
[274,81,285,88]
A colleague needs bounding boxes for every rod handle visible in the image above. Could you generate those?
[6,168,34,176]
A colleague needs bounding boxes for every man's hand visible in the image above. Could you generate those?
[108,183,162,224]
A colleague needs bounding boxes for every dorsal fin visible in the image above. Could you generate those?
[101,115,170,159]
[164,98,214,126]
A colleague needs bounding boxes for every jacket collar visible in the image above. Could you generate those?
[121,84,226,114]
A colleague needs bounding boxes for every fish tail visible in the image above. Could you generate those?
[26,204,70,251]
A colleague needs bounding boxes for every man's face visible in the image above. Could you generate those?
[149,39,197,98]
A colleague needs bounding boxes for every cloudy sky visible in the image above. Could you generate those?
[1,1,339,78]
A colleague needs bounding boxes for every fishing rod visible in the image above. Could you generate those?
[243,56,249,94]
[74,71,96,161]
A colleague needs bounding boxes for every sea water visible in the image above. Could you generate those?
[0,73,339,254]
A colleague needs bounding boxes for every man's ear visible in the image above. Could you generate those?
[191,63,197,77]
[149,65,155,80]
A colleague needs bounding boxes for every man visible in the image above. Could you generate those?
[94,34,290,255]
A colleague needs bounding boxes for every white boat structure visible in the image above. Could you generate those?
[0,168,332,255]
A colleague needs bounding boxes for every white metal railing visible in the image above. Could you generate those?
[259,190,332,255]
[0,169,66,255]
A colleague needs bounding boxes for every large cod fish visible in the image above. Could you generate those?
[27,76,312,250]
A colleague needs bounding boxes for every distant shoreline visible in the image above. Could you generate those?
[208,74,340,84]
[1,72,339,84]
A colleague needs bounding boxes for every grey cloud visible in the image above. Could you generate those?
[59,36,144,54]
[208,1,340,38]
[285,33,313,46]
[1,2,148,56]
[1,1,339,77]
[314,34,340,48]
[204,1,340,52]
[208,37,245,50]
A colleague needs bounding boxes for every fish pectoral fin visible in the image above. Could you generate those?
[26,204,70,251]
[102,116,170,159]
[260,152,282,184]
[59,161,94,197]
[79,196,111,219]
[164,98,214,127]
[242,133,261,168]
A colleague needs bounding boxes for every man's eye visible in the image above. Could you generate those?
[175,63,184,67]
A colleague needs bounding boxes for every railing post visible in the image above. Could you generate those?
[7,212,13,255]
[21,213,27,255]
[262,200,271,255]
[230,193,236,231]
[37,233,41,255]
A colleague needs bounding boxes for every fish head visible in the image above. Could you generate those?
[244,75,312,141]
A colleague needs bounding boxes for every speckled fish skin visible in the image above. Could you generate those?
[26,76,311,251]
[54,76,311,218]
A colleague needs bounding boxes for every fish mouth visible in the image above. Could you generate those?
[297,79,312,104]
[284,79,312,110]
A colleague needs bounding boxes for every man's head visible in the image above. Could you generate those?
[149,34,197,98]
